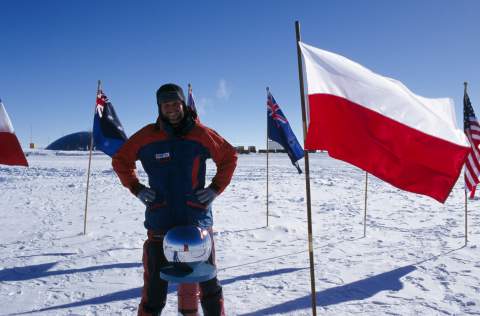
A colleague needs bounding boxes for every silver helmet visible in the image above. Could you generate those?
[163,226,212,265]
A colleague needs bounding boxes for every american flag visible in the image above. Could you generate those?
[464,91,480,198]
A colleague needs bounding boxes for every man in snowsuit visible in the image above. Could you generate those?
[112,83,237,316]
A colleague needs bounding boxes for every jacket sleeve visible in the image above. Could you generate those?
[112,131,144,195]
[202,128,238,194]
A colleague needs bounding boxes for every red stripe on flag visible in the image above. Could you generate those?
[0,132,28,166]
[469,186,477,199]
[305,94,469,203]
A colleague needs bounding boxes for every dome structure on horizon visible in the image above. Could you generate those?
[46,131,94,151]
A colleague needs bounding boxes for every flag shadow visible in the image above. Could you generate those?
[13,267,304,314]
[15,252,77,259]
[0,261,141,282]
[239,265,416,315]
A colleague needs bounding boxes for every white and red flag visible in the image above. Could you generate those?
[299,42,469,203]
[0,99,28,167]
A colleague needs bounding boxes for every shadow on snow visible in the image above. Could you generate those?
[12,267,304,314]
[15,252,77,259]
[239,265,416,315]
[0,262,141,282]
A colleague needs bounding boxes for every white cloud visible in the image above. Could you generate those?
[196,97,212,116]
[216,79,231,100]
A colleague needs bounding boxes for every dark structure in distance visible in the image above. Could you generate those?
[46,132,93,151]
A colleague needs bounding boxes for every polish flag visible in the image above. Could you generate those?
[0,99,28,167]
[299,42,469,203]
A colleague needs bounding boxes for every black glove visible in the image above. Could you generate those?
[136,187,156,206]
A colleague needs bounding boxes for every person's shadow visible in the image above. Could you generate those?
[9,266,304,315]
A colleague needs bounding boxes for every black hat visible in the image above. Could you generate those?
[156,83,185,106]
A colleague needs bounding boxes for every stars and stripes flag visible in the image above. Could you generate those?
[463,91,480,199]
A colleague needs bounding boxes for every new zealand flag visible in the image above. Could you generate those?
[267,89,304,173]
[93,90,127,157]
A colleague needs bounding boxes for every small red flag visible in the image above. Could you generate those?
[0,99,28,167]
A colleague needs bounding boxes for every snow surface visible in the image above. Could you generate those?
[0,151,479,315]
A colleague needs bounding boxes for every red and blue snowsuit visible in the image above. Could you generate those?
[112,116,237,315]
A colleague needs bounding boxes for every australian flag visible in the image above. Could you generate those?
[267,89,304,173]
[93,90,127,157]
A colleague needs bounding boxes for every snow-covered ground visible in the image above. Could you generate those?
[0,151,479,315]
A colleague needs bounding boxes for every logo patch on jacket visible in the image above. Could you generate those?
[155,152,171,162]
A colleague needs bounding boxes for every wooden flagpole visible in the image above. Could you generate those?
[266,87,270,227]
[464,81,468,246]
[364,172,368,238]
[83,80,101,235]
[295,20,317,315]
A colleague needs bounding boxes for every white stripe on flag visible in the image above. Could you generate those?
[0,102,15,133]
[465,167,476,188]
[467,154,480,179]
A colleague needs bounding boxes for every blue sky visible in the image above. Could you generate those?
[1,0,479,149]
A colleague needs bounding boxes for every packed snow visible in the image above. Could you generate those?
[0,151,479,315]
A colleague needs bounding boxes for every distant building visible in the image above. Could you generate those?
[233,145,258,154]
[267,139,282,150]
[259,140,283,152]
[46,132,93,151]
[235,146,250,154]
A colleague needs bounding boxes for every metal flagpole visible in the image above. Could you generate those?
[364,172,368,238]
[464,184,468,246]
[266,87,270,227]
[295,20,317,316]
[83,80,101,235]
[464,81,468,246]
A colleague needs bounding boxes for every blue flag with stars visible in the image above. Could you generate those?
[267,89,304,173]
[93,89,127,157]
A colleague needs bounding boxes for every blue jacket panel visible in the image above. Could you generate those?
[137,138,212,230]
[112,119,237,233]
